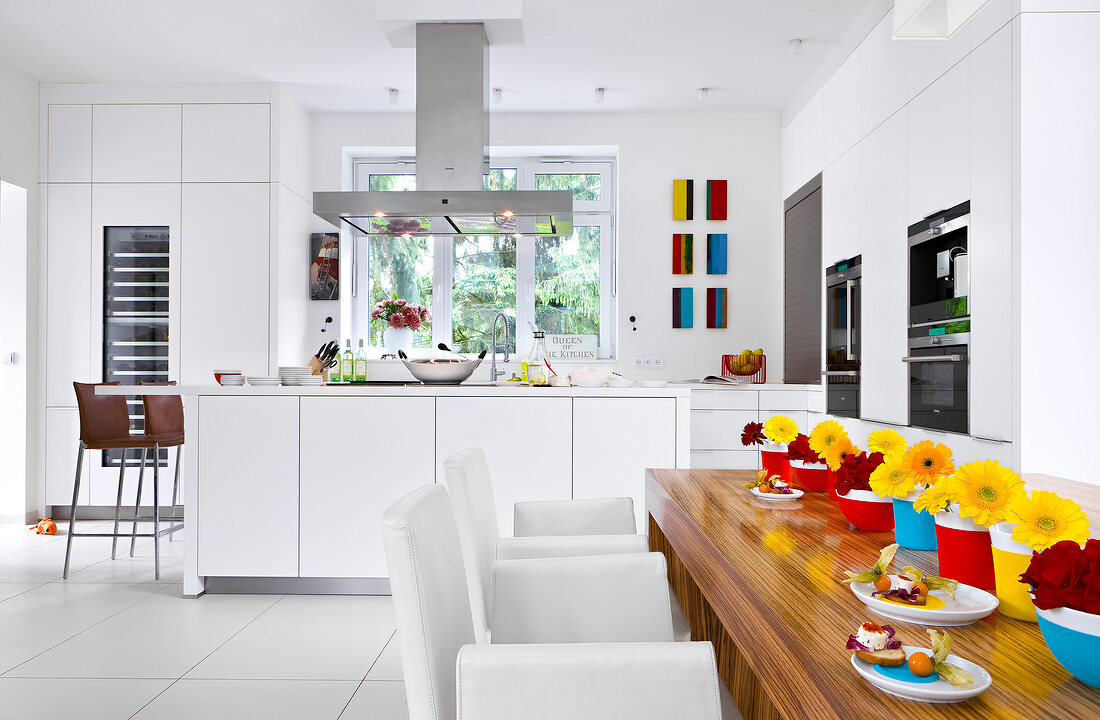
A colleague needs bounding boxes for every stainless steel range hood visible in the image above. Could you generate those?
[313,23,573,238]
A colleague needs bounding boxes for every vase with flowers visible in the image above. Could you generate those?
[742,417,798,484]
[807,420,855,500]
[991,489,1091,622]
[872,440,953,551]
[833,450,893,531]
[370,297,429,354]
[1021,539,1100,686]
[787,433,829,491]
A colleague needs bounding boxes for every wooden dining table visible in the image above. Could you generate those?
[646,468,1100,720]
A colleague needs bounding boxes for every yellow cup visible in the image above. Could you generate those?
[989,522,1037,623]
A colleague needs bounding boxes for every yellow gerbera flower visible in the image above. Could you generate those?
[905,441,955,484]
[809,420,850,459]
[869,456,919,498]
[1006,490,1090,550]
[866,428,907,459]
[912,482,955,515]
[950,460,1026,528]
[763,415,799,445]
[823,437,857,471]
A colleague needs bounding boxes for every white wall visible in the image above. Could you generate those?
[0,60,38,521]
[310,110,783,381]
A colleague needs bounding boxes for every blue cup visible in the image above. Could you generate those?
[1036,604,1100,688]
[892,497,938,551]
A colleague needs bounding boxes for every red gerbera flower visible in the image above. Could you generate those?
[741,422,765,447]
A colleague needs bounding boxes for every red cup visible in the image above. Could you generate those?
[828,469,840,501]
[836,490,895,532]
[760,445,791,485]
[790,460,830,491]
[935,513,995,591]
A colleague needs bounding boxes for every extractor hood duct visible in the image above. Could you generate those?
[313,23,573,238]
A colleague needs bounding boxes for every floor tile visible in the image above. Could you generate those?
[0,582,46,603]
[0,522,123,581]
[6,588,281,679]
[0,582,163,675]
[131,679,360,720]
[66,534,184,584]
[0,677,172,720]
[365,631,403,681]
[341,681,409,720]
[187,595,396,680]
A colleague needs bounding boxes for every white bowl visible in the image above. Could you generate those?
[608,379,635,388]
[576,380,606,388]
[639,380,668,388]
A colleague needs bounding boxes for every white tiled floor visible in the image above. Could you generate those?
[0,520,408,720]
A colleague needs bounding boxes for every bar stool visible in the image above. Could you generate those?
[127,381,185,556]
[65,382,170,580]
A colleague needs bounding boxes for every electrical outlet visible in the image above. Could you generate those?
[633,356,644,367]
[644,357,655,367]
[634,355,664,368]
[653,356,663,367]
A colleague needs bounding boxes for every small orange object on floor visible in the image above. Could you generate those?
[31,519,57,535]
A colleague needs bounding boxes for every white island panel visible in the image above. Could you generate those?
[299,396,435,578]
[197,395,299,577]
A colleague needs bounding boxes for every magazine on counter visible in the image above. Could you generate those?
[700,375,749,386]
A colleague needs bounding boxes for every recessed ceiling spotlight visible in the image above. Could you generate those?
[373,211,386,218]
[492,88,503,104]
[388,88,400,104]
[501,210,515,217]
[697,88,710,103]
[594,87,606,104]
[788,39,803,55]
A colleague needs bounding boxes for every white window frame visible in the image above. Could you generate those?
[350,156,616,360]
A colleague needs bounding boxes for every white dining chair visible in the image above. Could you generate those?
[381,483,723,720]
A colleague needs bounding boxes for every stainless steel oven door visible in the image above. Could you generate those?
[904,342,968,434]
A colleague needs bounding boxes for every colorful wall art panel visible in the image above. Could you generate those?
[706,233,727,275]
[673,233,694,274]
[672,287,694,328]
[706,288,728,328]
[672,179,694,220]
[706,180,727,220]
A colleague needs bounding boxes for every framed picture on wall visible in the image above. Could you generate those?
[310,233,338,300]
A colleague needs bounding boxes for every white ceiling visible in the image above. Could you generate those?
[0,0,870,112]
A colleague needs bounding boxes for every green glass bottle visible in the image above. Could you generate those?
[329,339,342,383]
[341,340,354,383]
[355,339,368,382]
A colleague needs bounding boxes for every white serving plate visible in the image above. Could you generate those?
[607,379,634,388]
[639,380,668,388]
[750,487,804,502]
[851,645,992,703]
[247,377,282,386]
[850,575,999,626]
[576,380,606,388]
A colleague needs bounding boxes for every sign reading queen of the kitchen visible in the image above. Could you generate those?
[546,334,598,360]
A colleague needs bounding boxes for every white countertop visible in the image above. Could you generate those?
[672,381,822,391]
[95,384,691,399]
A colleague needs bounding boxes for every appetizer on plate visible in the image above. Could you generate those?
[743,470,794,495]
[849,625,976,689]
[846,621,904,666]
[843,543,958,608]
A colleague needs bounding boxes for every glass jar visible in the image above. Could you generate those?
[527,331,549,386]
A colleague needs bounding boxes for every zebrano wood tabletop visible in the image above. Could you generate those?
[646,468,1100,720]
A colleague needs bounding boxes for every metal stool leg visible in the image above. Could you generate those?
[63,442,85,580]
[169,445,181,541]
[130,448,147,558]
[152,443,161,580]
[110,450,127,560]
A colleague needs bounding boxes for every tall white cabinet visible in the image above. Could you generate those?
[41,84,311,511]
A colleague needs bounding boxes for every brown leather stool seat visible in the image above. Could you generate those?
[64,382,182,580]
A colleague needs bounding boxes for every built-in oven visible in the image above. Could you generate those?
[824,255,860,418]
[905,324,969,434]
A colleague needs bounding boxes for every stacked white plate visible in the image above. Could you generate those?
[297,375,324,386]
[247,376,282,386]
[220,375,246,386]
[279,366,313,385]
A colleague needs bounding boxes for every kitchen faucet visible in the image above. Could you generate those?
[490,312,510,382]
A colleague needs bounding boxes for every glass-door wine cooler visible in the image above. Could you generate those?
[102,227,170,467]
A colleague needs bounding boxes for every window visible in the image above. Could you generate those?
[349,157,615,359]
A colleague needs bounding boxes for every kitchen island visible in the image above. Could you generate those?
[98,384,690,597]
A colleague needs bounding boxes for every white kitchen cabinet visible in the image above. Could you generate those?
[45,184,93,407]
[859,111,910,426]
[781,113,802,201]
[690,450,758,470]
[968,0,1015,49]
[860,13,909,135]
[969,26,1014,442]
[91,105,182,182]
[971,438,1013,468]
[572,398,677,532]
[907,58,971,222]
[758,390,810,413]
[906,25,971,100]
[183,104,271,183]
[824,48,863,165]
[299,396,435,578]
[436,396,573,536]
[801,90,826,185]
[45,407,88,507]
[691,389,757,411]
[691,409,757,450]
[822,144,862,265]
[180,183,270,384]
[197,395,299,576]
[47,104,92,182]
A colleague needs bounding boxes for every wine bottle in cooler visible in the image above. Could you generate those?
[342,340,355,383]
